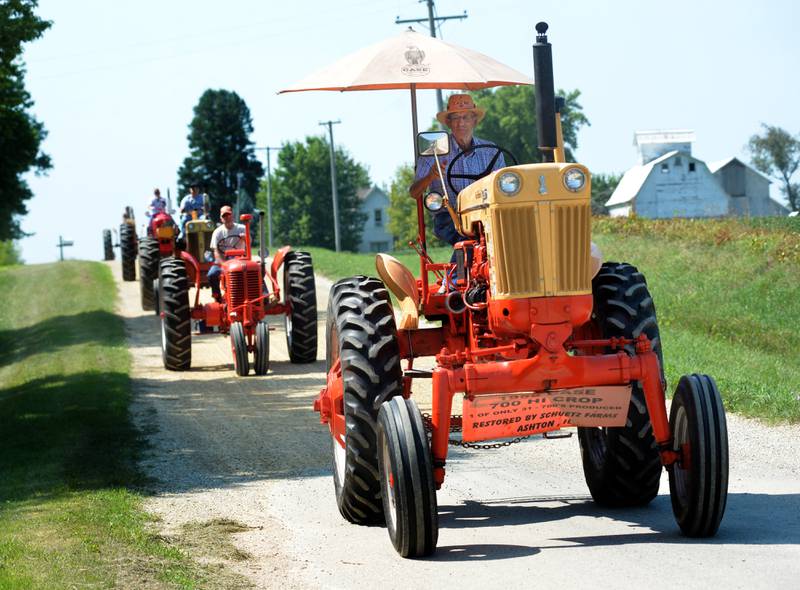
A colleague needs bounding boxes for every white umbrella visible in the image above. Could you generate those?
[279,28,533,155]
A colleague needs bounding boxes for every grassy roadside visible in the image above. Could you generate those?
[0,262,207,589]
[305,216,800,424]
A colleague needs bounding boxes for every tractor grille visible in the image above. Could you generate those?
[491,205,542,296]
[186,229,214,261]
[226,268,261,310]
[489,201,591,298]
[553,203,591,293]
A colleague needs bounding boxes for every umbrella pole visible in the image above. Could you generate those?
[410,83,429,298]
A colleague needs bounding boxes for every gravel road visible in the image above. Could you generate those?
[112,260,800,589]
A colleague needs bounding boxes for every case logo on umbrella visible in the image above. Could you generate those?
[401,46,430,77]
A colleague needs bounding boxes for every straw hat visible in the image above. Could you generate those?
[436,94,485,127]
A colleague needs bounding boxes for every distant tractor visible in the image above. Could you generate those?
[102,229,114,261]
[312,23,729,558]
[158,211,318,375]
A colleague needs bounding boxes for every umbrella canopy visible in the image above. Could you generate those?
[279,28,532,93]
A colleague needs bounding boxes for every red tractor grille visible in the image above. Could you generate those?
[226,267,262,311]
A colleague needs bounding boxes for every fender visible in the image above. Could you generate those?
[269,245,292,296]
[179,250,202,307]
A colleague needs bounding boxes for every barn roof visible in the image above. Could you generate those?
[604,150,679,208]
[706,157,772,183]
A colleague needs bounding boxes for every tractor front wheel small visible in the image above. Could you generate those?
[378,396,438,558]
[668,374,729,537]
[120,223,137,281]
[231,322,250,376]
[254,321,270,376]
[138,238,160,311]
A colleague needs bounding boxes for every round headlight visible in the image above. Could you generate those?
[424,192,444,212]
[498,172,521,196]
[563,167,586,192]
[204,250,214,262]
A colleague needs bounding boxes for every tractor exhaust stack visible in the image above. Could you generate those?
[533,21,556,163]
[258,209,266,275]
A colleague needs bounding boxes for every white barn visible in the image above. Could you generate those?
[606,130,789,218]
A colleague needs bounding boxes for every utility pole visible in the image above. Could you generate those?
[319,120,342,252]
[396,0,468,115]
[56,236,74,261]
[254,146,280,250]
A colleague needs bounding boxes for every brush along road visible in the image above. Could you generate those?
[111,262,800,588]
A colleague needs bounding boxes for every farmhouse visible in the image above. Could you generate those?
[606,130,789,218]
[357,186,394,252]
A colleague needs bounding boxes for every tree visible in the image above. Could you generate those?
[387,164,443,249]
[259,136,368,251]
[0,240,23,266]
[747,124,800,211]
[177,90,263,220]
[590,173,621,215]
[468,86,589,164]
[0,0,51,241]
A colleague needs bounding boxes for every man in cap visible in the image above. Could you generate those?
[207,205,247,301]
[178,181,207,237]
[410,93,506,247]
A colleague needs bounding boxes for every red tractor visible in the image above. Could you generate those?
[158,211,318,376]
[313,23,729,557]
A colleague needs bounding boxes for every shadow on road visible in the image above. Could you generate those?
[430,491,800,561]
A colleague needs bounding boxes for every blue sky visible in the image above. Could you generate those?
[18,0,800,263]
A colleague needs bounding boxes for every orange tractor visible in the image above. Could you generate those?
[314,23,728,557]
[158,210,317,375]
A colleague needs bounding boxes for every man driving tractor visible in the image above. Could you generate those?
[146,188,167,218]
[410,94,506,246]
[207,205,246,301]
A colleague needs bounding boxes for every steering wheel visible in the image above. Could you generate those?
[446,143,518,197]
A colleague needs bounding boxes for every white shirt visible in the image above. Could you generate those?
[210,223,246,256]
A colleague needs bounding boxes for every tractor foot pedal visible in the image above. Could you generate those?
[543,430,573,439]
[404,369,433,378]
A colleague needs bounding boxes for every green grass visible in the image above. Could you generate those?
[0,262,207,589]
[305,216,800,424]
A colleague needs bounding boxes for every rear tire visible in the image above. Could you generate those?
[103,229,114,261]
[327,276,403,524]
[254,321,270,376]
[159,258,191,370]
[138,238,159,311]
[378,397,438,558]
[578,262,663,507]
[153,278,160,315]
[120,223,137,281]
[231,322,249,376]
[284,251,318,363]
[668,374,728,537]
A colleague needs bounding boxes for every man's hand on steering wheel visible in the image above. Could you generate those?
[446,143,518,196]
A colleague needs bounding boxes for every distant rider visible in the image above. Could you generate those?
[146,188,167,218]
[207,205,246,301]
[178,182,206,236]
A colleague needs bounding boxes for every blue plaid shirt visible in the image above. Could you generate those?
[414,134,506,244]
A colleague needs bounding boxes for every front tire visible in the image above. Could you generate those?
[668,374,728,537]
[378,397,438,558]
[120,223,137,281]
[159,258,191,370]
[254,321,270,376]
[284,251,318,363]
[231,322,249,377]
[578,262,663,507]
[138,238,159,311]
[327,276,403,524]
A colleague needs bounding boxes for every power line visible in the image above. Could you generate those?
[319,120,342,253]
[395,0,468,115]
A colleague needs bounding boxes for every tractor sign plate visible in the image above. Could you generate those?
[461,386,632,442]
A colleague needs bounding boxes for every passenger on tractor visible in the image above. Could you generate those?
[179,181,206,237]
[146,188,167,218]
[207,205,247,301]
